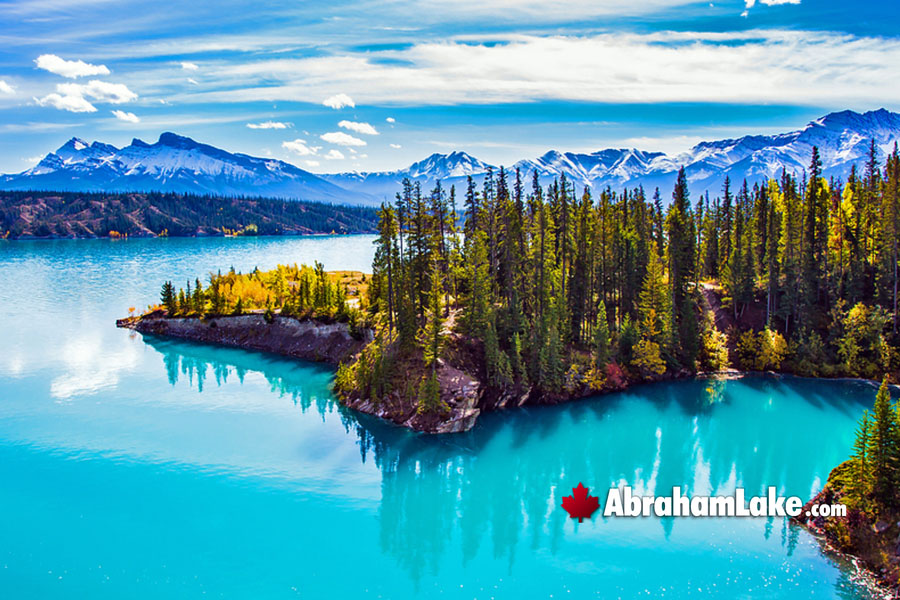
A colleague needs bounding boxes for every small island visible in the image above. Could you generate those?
[120,145,900,436]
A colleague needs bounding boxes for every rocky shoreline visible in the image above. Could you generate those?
[794,462,900,597]
[118,312,657,434]
[117,312,372,365]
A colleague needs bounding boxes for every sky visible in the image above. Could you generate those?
[0,0,898,175]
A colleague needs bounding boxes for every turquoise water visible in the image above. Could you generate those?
[0,236,887,599]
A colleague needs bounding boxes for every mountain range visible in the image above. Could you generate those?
[4,109,899,206]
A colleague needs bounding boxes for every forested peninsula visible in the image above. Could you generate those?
[0,190,379,239]
[122,141,900,433]
[796,378,900,594]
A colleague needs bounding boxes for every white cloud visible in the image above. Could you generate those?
[281,139,320,155]
[112,109,140,123]
[247,121,290,129]
[745,0,800,6]
[324,149,345,160]
[743,0,800,16]
[187,78,199,85]
[191,30,900,108]
[338,120,378,135]
[181,61,199,71]
[58,80,137,104]
[35,54,109,79]
[322,93,354,109]
[386,117,396,123]
[304,160,320,167]
[390,143,402,149]
[320,131,366,146]
[0,80,14,95]
[35,92,96,112]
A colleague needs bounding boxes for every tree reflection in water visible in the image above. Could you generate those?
[144,333,876,592]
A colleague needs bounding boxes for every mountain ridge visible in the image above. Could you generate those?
[4,109,899,205]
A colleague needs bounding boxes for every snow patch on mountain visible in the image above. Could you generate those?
[4,109,900,206]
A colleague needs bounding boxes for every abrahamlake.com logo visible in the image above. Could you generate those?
[561,483,846,522]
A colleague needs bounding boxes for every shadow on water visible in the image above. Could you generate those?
[138,334,882,595]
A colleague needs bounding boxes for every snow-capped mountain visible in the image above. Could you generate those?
[669,108,900,195]
[325,109,900,201]
[514,148,670,188]
[2,132,366,205]
[320,151,492,201]
[4,109,899,206]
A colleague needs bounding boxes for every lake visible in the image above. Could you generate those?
[0,235,885,599]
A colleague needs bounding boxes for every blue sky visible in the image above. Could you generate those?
[0,0,898,174]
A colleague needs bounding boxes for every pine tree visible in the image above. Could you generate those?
[593,300,610,368]
[765,181,781,326]
[422,259,444,368]
[801,146,825,321]
[639,243,671,353]
[160,281,177,315]
[464,230,490,336]
[372,203,399,330]
[484,314,512,388]
[778,170,802,336]
[849,409,871,507]
[666,167,697,365]
[192,278,204,313]
[719,176,733,272]
[868,377,897,509]
[539,305,565,392]
[417,371,443,415]
[178,286,189,315]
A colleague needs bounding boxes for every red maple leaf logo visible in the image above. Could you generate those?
[561,482,600,522]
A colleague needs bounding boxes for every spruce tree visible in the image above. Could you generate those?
[593,300,610,368]
[868,377,897,509]
[849,409,871,507]
[422,260,444,368]
[666,167,697,365]
[160,281,177,315]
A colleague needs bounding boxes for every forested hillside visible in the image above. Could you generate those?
[340,139,900,415]
[0,190,379,239]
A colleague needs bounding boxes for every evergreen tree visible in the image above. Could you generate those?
[160,281,177,315]
[638,244,671,353]
[719,176,733,272]
[593,300,610,368]
[372,203,399,330]
[422,259,444,368]
[801,146,825,321]
[849,409,871,506]
[484,314,512,388]
[665,167,696,365]
[869,377,897,509]
[192,278,204,313]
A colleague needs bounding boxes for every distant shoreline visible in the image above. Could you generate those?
[0,190,379,239]
[2,230,375,241]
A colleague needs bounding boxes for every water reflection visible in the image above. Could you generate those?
[144,334,339,418]
[143,333,879,597]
